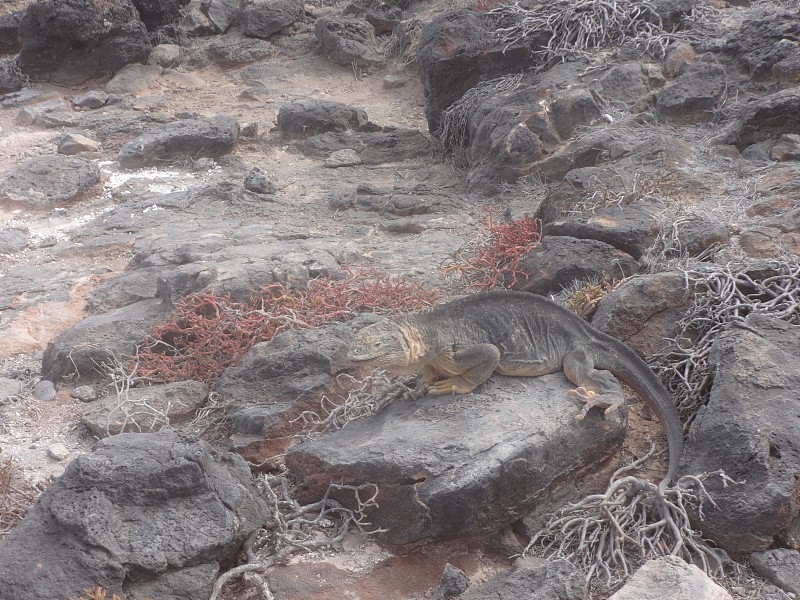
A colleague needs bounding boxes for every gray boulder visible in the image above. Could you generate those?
[314,16,385,68]
[592,272,694,357]
[655,62,727,125]
[366,4,403,35]
[131,0,190,29]
[544,198,662,260]
[42,299,171,384]
[728,87,800,149]
[459,560,586,600]
[117,115,240,169]
[683,315,800,555]
[512,236,640,296]
[0,432,269,600]
[417,8,546,132]
[18,0,151,85]
[430,563,469,600]
[206,33,276,67]
[277,99,370,139]
[0,155,101,209]
[723,9,800,82]
[0,57,24,94]
[0,228,29,254]
[242,0,304,38]
[217,319,362,452]
[749,549,800,596]
[15,98,78,128]
[202,0,241,33]
[286,373,626,547]
[80,380,209,437]
[0,9,23,56]
[301,129,433,164]
[595,63,652,103]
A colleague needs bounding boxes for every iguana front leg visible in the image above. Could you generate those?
[562,350,625,420]
[405,365,440,400]
[427,344,501,395]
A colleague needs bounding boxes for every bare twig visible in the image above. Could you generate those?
[436,73,524,164]
[650,257,800,427]
[210,474,385,600]
[291,371,414,441]
[523,444,733,589]
[488,0,703,70]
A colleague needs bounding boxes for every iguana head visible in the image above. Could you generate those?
[348,318,414,371]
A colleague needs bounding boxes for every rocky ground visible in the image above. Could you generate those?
[1,0,800,599]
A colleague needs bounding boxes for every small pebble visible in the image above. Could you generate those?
[48,443,70,461]
[71,385,97,402]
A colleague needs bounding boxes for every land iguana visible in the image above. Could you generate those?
[347,290,683,496]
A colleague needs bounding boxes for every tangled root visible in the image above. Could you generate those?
[523,445,733,587]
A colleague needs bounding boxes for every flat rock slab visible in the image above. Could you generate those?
[117,115,240,169]
[286,373,626,548]
[0,155,101,209]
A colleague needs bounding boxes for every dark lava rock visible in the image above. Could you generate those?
[242,0,304,39]
[131,0,190,29]
[683,315,800,556]
[0,432,269,600]
[0,155,101,209]
[277,99,370,139]
[417,8,546,132]
[315,16,385,68]
[0,9,23,55]
[117,115,240,169]
[512,236,640,296]
[655,61,727,125]
[18,0,151,85]
[286,373,625,548]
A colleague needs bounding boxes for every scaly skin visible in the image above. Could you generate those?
[348,290,683,495]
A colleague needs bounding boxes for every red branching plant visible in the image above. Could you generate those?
[440,208,542,291]
[133,270,437,383]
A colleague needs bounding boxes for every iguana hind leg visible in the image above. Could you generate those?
[562,349,625,420]
[427,343,501,395]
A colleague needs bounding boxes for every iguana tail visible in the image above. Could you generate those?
[592,334,683,493]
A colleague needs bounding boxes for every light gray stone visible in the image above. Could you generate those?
[58,133,101,155]
[47,443,70,461]
[609,556,731,599]
[71,385,98,402]
[325,148,361,167]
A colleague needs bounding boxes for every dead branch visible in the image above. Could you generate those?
[291,371,414,441]
[436,73,523,163]
[523,444,733,589]
[487,0,705,70]
[649,256,800,427]
[209,473,385,600]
